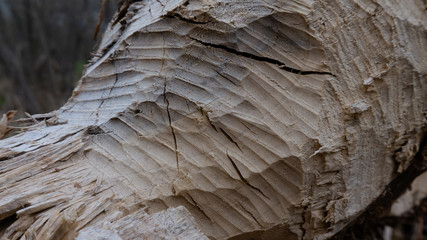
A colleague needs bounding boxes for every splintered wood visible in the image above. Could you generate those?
[0,0,425,239]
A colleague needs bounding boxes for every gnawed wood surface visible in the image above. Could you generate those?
[0,0,426,239]
[75,206,208,240]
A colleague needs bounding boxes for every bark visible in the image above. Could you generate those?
[0,0,426,239]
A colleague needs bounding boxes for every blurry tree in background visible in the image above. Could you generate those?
[0,0,116,115]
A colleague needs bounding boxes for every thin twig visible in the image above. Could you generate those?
[93,0,108,40]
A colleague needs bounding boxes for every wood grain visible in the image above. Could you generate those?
[0,0,425,239]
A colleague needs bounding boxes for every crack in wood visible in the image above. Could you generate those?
[238,202,262,227]
[90,72,119,119]
[227,154,270,200]
[301,205,308,239]
[186,193,213,222]
[114,0,143,25]
[199,107,217,131]
[215,70,237,85]
[165,12,210,24]
[190,37,334,76]
[87,126,105,135]
[0,152,25,161]
[155,0,165,8]
[159,34,179,173]
[219,127,241,151]
[163,86,179,172]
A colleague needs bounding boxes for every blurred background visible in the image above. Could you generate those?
[0,0,116,116]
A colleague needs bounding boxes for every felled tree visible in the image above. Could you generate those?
[0,0,426,239]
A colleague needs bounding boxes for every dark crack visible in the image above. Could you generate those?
[171,185,176,195]
[238,202,262,227]
[0,152,26,161]
[301,205,308,239]
[219,127,241,151]
[163,84,179,171]
[241,121,257,135]
[190,37,334,76]
[155,0,165,8]
[87,126,105,135]
[113,0,143,25]
[109,73,119,96]
[227,154,270,200]
[99,39,118,58]
[165,12,210,24]
[0,214,16,234]
[215,70,237,85]
[199,107,217,131]
[159,34,179,172]
[90,72,119,119]
[186,193,213,222]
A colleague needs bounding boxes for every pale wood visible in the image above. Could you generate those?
[75,206,209,240]
[0,0,426,239]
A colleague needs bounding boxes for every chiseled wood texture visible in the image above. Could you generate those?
[0,0,425,239]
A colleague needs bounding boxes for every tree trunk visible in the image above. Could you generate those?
[0,0,426,239]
